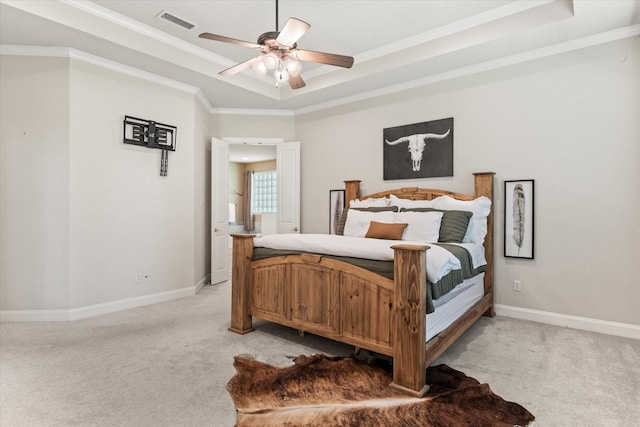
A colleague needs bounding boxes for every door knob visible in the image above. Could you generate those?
[292,227,298,232]
[214,228,220,232]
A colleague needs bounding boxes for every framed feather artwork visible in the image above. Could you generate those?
[329,190,345,234]
[504,180,535,259]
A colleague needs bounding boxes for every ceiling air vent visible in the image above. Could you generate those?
[156,10,197,31]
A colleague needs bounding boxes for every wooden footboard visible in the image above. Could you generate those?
[230,239,422,356]
[230,235,431,395]
[229,172,495,397]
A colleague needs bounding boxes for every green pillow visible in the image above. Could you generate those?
[400,207,472,243]
[336,206,398,236]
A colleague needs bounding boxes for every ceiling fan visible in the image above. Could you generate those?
[198,0,354,89]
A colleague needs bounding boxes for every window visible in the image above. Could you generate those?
[251,170,277,213]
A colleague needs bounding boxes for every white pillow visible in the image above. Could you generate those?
[388,194,441,209]
[350,197,389,208]
[343,210,395,237]
[394,211,443,243]
[433,196,492,244]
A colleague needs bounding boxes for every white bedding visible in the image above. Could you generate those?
[253,234,485,285]
[426,273,485,341]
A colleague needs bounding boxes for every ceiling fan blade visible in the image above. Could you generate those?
[219,56,263,76]
[294,49,354,68]
[288,74,306,89]
[199,33,261,49]
[276,18,310,47]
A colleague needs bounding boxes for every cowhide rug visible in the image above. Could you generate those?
[227,353,535,427]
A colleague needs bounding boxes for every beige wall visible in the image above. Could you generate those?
[194,95,212,286]
[295,37,640,326]
[211,113,295,141]
[228,161,244,223]
[245,160,277,173]
[0,57,70,310]
[1,55,210,313]
[2,37,637,329]
[67,60,197,308]
[229,160,278,225]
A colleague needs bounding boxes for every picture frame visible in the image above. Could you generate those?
[383,117,453,180]
[329,190,345,234]
[504,180,535,259]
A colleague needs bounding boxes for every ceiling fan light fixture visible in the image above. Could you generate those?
[284,58,302,76]
[263,53,279,70]
[252,60,268,76]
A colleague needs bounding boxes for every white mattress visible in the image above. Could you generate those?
[426,273,485,342]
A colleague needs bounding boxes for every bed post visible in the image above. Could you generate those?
[389,244,430,397]
[344,180,361,206]
[473,172,496,317]
[229,234,255,334]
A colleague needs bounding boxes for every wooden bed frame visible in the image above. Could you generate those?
[230,172,495,397]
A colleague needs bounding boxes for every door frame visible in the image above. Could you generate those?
[211,137,300,281]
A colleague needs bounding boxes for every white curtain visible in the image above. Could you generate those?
[243,171,254,231]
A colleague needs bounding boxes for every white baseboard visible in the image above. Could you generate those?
[0,275,211,322]
[0,309,71,322]
[194,275,209,294]
[495,304,640,340]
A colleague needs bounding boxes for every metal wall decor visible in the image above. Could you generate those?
[123,116,177,176]
[383,117,453,180]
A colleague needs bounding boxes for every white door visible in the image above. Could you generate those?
[277,141,300,234]
[210,138,229,285]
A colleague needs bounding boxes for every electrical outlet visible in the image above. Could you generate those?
[513,280,521,292]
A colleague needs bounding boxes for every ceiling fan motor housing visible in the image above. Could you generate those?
[258,31,297,53]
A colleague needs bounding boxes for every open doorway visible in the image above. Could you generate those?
[227,138,281,237]
[211,138,299,283]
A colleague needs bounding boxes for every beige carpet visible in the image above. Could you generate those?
[1,281,638,426]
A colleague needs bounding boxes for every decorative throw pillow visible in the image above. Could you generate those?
[393,211,443,243]
[336,206,398,235]
[401,208,473,243]
[365,221,408,240]
[343,210,396,238]
[432,196,492,245]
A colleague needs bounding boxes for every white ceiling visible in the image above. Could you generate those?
[3,0,638,163]
[227,140,277,164]
[1,0,638,118]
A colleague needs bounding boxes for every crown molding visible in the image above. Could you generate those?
[355,0,563,65]
[0,44,294,116]
[3,22,638,117]
[1,44,199,94]
[210,108,295,117]
[295,24,640,115]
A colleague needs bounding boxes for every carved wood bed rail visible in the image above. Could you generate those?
[229,172,495,397]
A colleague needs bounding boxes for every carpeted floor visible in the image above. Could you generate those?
[1,281,638,426]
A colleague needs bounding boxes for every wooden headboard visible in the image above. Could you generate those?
[344,172,495,307]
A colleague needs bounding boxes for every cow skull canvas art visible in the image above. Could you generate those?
[383,118,453,180]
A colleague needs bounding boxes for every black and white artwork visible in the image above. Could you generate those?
[383,117,453,180]
[504,180,535,259]
[329,190,345,234]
